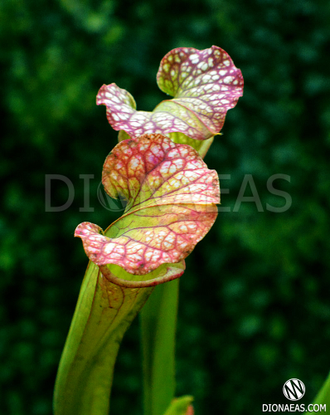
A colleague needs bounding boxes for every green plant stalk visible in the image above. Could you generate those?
[140,278,179,415]
[313,372,330,406]
[139,136,215,415]
[163,396,194,415]
[53,261,154,415]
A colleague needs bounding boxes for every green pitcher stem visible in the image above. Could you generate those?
[314,372,330,406]
[140,278,179,415]
[54,261,154,415]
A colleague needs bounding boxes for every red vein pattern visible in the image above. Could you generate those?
[96,45,243,141]
[75,134,220,275]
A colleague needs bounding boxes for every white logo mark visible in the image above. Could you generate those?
[282,378,305,401]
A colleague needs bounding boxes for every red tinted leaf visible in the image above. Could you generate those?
[157,45,244,137]
[97,46,243,141]
[75,134,219,275]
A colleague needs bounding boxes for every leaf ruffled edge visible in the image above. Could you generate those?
[74,134,220,276]
[96,45,243,143]
[157,45,243,128]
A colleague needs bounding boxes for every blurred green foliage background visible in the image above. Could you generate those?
[1,0,330,413]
